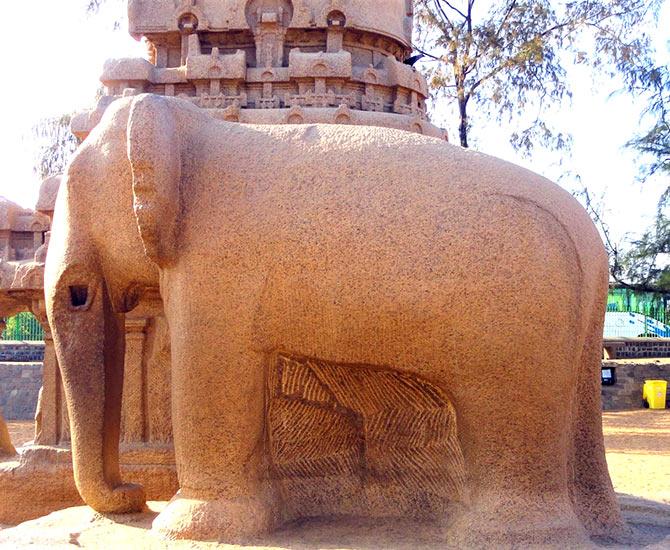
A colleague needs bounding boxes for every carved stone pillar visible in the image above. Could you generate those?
[255,20,287,68]
[121,318,149,443]
[31,300,63,446]
[326,27,344,53]
[0,411,16,456]
[178,12,199,66]
[246,1,293,68]
[326,11,346,53]
[34,331,59,445]
[145,316,172,443]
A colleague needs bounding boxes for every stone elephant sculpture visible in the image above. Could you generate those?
[45,94,624,545]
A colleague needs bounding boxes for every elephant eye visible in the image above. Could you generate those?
[69,286,89,308]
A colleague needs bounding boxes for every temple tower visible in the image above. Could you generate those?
[73,0,445,139]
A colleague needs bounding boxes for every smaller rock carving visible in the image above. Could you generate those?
[269,355,467,522]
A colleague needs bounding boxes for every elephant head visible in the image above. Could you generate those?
[45,94,200,512]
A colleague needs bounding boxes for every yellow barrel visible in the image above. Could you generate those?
[643,380,668,409]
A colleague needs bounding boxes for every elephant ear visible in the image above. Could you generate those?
[127,94,181,267]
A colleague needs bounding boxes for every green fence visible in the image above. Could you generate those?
[0,292,668,342]
[606,302,668,324]
[1,312,45,341]
[605,290,670,338]
[607,289,668,320]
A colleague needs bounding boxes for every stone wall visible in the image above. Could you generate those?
[0,362,42,420]
[601,360,670,410]
[611,338,670,359]
[0,342,44,362]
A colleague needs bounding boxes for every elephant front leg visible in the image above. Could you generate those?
[152,313,278,542]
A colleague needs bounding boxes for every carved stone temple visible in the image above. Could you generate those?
[0,197,49,333]
[1,0,444,525]
[73,0,445,140]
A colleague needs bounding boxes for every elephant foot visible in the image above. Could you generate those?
[445,493,592,548]
[152,489,279,542]
[572,483,629,540]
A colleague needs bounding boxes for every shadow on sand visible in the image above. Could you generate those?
[592,493,670,548]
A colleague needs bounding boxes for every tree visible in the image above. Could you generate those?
[32,1,124,181]
[2,312,45,341]
[32,115,80,181]
[86,0,105,11]
[619,207,670,292]
[577,185,670,293]
[601,61,670,292]
[86,0,120,14]
[86,0,124,29]
[414,0,663,151]
[628,63,670,179]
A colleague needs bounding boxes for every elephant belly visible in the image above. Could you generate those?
[253,193,583,377]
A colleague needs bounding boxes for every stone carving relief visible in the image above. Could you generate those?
[73,0,448,141]
[246,0,294,67]
[268,355,467,522]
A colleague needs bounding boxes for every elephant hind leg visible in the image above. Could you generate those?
[443,370,591,547]
[569,305,627,539]
[425,324,591,546]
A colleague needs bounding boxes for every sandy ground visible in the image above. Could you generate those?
[603,410,670,505]
[6,420,34,447]
[8,411,670,503]
[1,411,669,548]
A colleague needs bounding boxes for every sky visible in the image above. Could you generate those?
[0,0,668,248]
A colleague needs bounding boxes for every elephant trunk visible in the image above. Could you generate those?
[48,277,145,512]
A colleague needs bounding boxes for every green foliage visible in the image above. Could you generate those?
[611,189,670,292]
[627,63,670,179]
[86,0,124,30]
[612,60,670,292]
[2,313,44,342]
[414,0,663,150]
[579,185,670,293]
[617,208,670,291]
[32,114,80,181]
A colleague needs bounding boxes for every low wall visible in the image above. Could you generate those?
[608,338,670,359]
[2,343,667,415]
[0,342,45,362]
[0,362,43,420]
[601,360,670,411]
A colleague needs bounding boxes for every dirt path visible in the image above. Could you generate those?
[8,414,670,505]
[603,410,670,505]
[2,412,668,547]
[6,421,34,447]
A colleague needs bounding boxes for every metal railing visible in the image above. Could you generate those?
[1,313,45,342]
[604,303,670,338]
[1,303,669,341]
